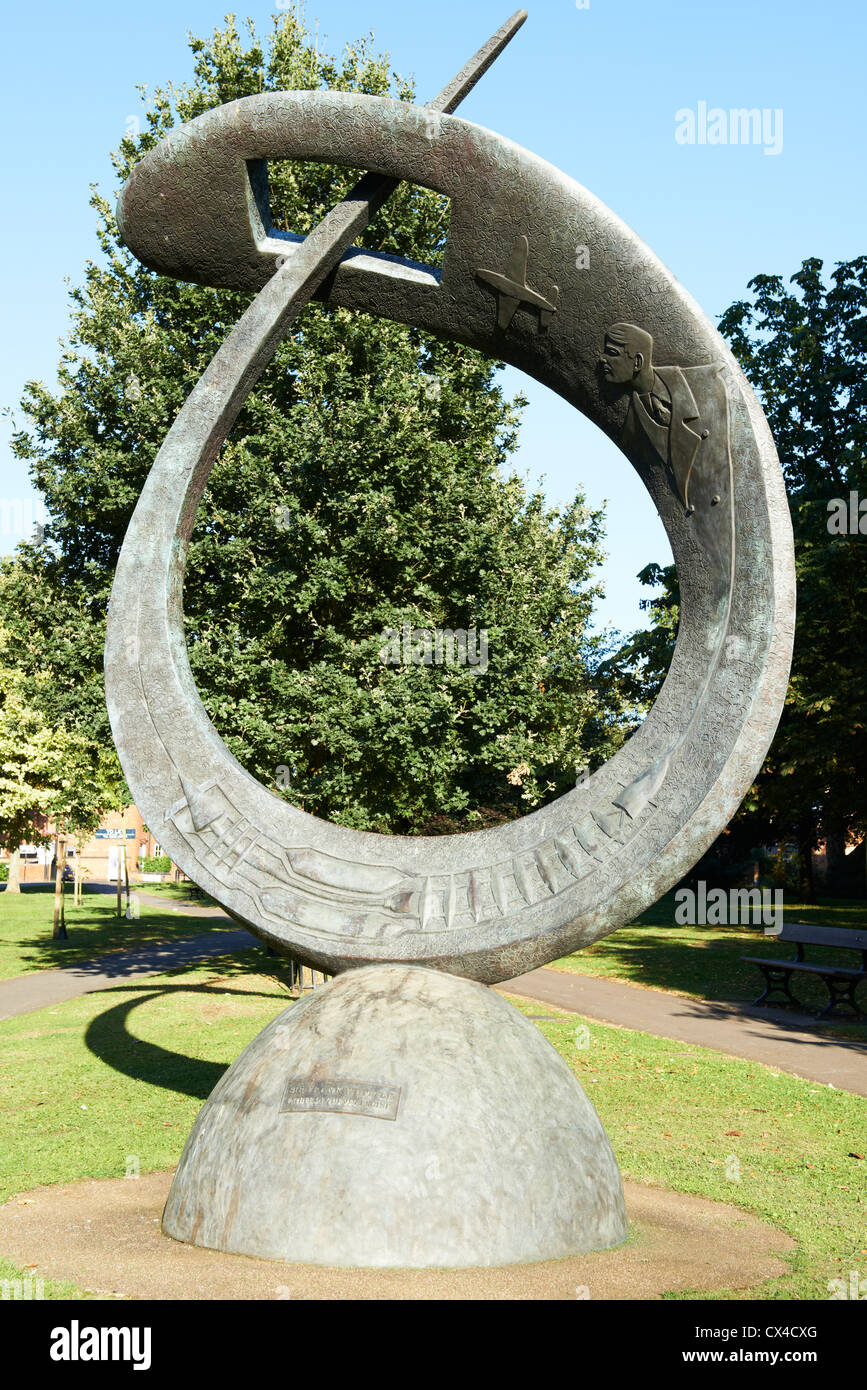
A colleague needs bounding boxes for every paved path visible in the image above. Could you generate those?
[1,889,865,1095]
[497,968,867,1096]
[87,882,227,916]
[0,926,254,1021]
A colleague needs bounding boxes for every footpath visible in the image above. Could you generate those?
[0,889,864,1095]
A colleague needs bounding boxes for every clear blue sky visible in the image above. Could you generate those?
[1,0,864,636]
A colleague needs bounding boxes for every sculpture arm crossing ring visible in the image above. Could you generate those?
[105,89,795,984]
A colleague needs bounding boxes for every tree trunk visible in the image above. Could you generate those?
[5,848,21,893]
[53,839,68,940]
[123,846,132,919]
[798,825,816,904]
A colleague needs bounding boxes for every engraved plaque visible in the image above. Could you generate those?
[280,1077,401,1120]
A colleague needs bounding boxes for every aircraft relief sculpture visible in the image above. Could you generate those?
[103,11,795,1267]
[476,234,559,331]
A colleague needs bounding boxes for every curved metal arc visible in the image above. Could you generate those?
[105,92,794,983]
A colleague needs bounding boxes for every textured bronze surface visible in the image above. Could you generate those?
[105,21,794,986]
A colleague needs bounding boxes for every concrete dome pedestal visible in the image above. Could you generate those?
[162,964,628,1268]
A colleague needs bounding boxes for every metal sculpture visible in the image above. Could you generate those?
[104,11,794,1266]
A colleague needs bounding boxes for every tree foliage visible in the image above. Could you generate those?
[608,562,679,710]
[4,13,634,835]
[0,605,124,891]
[718,255,867,859]
[630,255,867,865]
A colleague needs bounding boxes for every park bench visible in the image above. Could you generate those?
[742,923,867,1019]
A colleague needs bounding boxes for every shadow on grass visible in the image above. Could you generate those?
[28,927,256,981]
[656,992,867,1055]
[84,954,298,1100]
[1,882,62,894]
[570,890,867,1027]
[0,894,243,981]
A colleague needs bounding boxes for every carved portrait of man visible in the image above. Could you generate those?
[598,322,730,521]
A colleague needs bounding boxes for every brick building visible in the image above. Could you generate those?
[3,805,171,885]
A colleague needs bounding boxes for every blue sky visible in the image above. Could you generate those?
[1,0,864,636]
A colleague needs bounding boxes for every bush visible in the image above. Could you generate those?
[0,863,8,882]
[769,843,802,892]
[141,855,171,874]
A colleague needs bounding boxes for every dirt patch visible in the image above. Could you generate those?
[0,1171,795,1300]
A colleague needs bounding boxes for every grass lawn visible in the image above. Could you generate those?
[552,892,867,1020]
[137,882,219,908]
[0,884,233,983]
[0,948,864,1300]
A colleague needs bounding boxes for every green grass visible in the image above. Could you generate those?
[552,892,867,1021]
[0,950,289,1208]
[0,1256,112,1301]
[0,884,233,983]
[0,949,291,1298]
[0,948,863,1300]
[510,999,867,1300]
[8,879,864,1017]
[136,882,219,908]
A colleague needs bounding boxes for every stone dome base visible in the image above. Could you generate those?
[162,964,628,1267]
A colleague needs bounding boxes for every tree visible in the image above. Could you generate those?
[605,562,679,711]
[628,255,867,892]
[719,255,867,891]
[4,13,634,837]
[0,651,58,894]
[0,608,123,913]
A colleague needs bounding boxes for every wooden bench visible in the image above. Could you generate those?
[742,923,867,1019]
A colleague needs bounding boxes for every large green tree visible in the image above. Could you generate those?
[4,13,633,836]
[629,255,867,885]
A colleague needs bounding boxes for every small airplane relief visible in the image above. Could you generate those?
[476,234,559,331]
